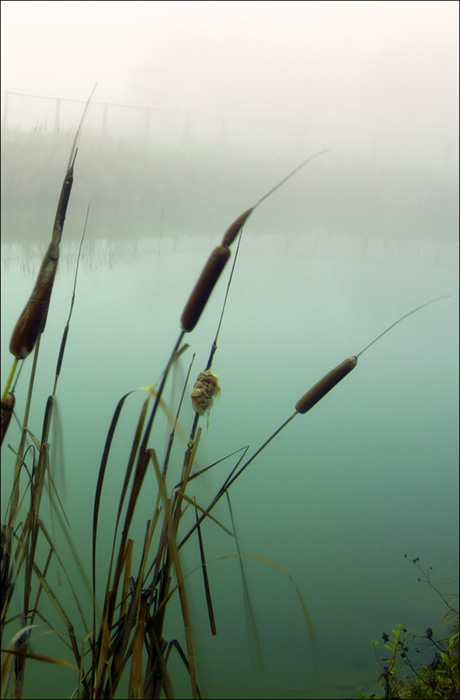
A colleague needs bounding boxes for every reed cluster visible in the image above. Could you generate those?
[0,104,449,699]
[1,113,324,699]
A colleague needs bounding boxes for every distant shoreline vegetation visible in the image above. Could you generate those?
[1,127,457,246]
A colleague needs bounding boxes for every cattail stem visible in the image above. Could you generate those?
[2,358,18,403]
[178,412,297,551]
[221,151,329,249]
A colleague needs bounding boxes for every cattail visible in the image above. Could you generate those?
[1,392,15,445]
[294,298,450,415]
[221,208,253,248]
[9,241,59,360]
[181,246,231,332]
[295,356,358,414]
[8,123,80,363]
[51,157,75,246]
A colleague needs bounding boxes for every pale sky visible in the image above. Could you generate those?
[1,0,458,134]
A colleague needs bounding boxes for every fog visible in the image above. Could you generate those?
[1,3,459,248]
[1,0,458,134]
[1,3,459,700]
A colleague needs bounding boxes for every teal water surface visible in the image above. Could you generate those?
[1,144,458,699]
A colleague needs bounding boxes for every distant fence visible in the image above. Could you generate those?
[1,90,457,167]
[2,90,335,155]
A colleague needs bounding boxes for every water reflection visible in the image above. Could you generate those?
[1,223,458,699]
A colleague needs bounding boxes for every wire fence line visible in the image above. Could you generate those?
[1,89,457,168]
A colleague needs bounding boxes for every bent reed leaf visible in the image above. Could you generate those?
[221,150,329,249]
[150,449,199,699]
[194,502,217,636]
[0,645,78,670]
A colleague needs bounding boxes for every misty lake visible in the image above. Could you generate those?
[1,126,458,699]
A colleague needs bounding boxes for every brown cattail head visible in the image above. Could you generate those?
[181,246,231,332]
[9,242,59,360]
[221,208,252,248]
[1,392,15,446]
[295,356,358,414]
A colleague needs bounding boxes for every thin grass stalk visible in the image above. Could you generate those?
[94,334,190,682]
[128,592,147,699]
[102,392,150,595]
[22,406,54,615]
[103,541,138,697]
[145,521,173,687]
[226,492,264,669]
[93,448,158,697]
[109,366,198,696]
[91,388,140,683]
[28,546,53,633]
[109,448,150,608]
[38,519,90,638]
[144,631,173,699]
[162,354,195,478]
[194,502,217,636]
[150,449,198,699]
[119,539,134,623]
[93,588,114,698]
[137,333,185,460]
[12,431,50,697]
[174,491,232,537]
[107,517,162,696]
[92,390,136,598]
[9,537,83,696]
[1,358,18,405]
[148,427,204,645]
[177,412,297,551]
[7,338,41,529]
[177,445,249,488]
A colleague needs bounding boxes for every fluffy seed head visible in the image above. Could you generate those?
[191,370,221,417]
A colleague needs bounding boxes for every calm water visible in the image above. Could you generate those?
[1,214,458,697]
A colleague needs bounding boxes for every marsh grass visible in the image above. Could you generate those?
[1,124,327,699]
[0,112,452,698]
